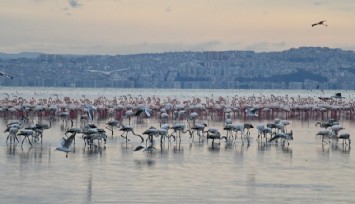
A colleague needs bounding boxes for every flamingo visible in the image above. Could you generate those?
[65,127,82,146]
[330,125,344,136]
[83,105,96,122]
[229,123,248,142]
[119,125,144,143]
[206,129,227,146]
[31,121,51,143]
[169,123,191,142]
[244,123,254,135]
[16,129,35,147]
[80,123,106,147]
[160,112,169,126]
[124,109,134,125]
[269,131,293,146]
[256,124,272,141]
[190,122,207,141]
[316,129,333,144]
[142,126,158,145]
[188,112,199,127]
[58,110,73,126]
[6,116,26,128]
[315,121,334,129]
[106,119,120,136]
[224,114,233,126]
[4,125,20,144]
[223,124,235,141]
[337,133,351,146]
[82,129,107,148]
[156,124,170,144]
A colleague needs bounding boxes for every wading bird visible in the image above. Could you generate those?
[269,131,293,146]
[16,129,35,147]
[119,125,144,143]
[337,133,351,146]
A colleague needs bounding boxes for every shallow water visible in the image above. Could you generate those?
[0,88,355,203]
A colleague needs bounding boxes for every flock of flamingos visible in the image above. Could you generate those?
[1,92,353,157]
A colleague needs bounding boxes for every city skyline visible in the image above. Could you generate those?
[1,0,355,55]
[1,47,354,90]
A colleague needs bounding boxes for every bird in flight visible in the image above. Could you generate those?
[55,133,76,158]
[312,20,327,27]
[0,71,13,79]
[86,68,130,76]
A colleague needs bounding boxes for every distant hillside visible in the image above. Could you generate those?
[237,70,328,83]
[0,52,42,60]
[0,47,355,89]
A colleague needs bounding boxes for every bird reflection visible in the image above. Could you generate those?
[5,143,49,164]
[173,140,184,153]
[339,146,351,154]
[190,139,206,148]
[133,145,156,153]
[281,146,293,158]
[319,146,330,156]
[242,140,251,150]
[18,146,45,164]
[331,142,340,152]
[208,145,220,152]
[82,146,106,158]
[6,144,17,156]
[257,142,271,152]
[247,171,256,203]
[134,158,156,167]
[86,173,93,204]
[331,142,351,154]
[224,141,236,151]
[120,143,132,156]
[158,143,169,156]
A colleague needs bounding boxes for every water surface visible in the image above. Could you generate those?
[0,88,354,203]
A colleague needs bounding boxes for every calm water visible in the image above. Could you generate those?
[0,88,355,203]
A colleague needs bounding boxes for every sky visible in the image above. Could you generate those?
[1,0,355,55]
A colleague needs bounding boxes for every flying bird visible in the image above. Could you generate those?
[55,134,76,158]
[312,20,327,27]
[245,108,258,117]
[86,68,130,76]
[0,71,13,79]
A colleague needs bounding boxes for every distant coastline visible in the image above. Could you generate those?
[1,47,354,90]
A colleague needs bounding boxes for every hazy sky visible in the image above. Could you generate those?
[1,0,355,55]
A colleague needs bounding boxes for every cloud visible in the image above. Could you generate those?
[68,0,82,8]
